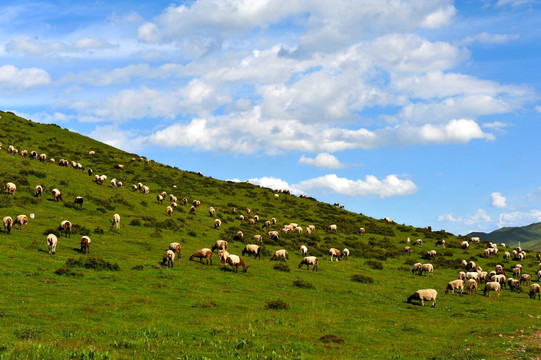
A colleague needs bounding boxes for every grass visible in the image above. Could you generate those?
[0,111,540,359]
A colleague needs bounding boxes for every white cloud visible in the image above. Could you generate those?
[438,209,491,226]
[298,153,346,169]
[491,192,507,208]
[421,5,456,28]
[0,65,51,91]
[536,106,541,113]
[88,124,146,152]
[494,0,537,7]
[498,210,541,227]
[295,173,417,198]
[459,32,519,46]
[5,35,117,55]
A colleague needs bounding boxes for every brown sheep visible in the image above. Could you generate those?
[190,248,212,265]
[80,236,91,254]
[225,254,248,273]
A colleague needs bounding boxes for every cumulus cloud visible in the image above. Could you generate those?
[299,153,346,169]
[0,65,51,91]
[88,124,146,152]
[491,192,507,208]
[295,174,417,198]
[438,209,492,227]
[498,209,541,227]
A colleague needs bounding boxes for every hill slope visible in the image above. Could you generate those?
[468,223,541,251]
[0,111,540,360]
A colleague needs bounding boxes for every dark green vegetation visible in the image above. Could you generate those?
[469,223,541,252]
[0,111,540,359]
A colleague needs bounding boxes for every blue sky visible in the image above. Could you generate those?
[2,0,540,235]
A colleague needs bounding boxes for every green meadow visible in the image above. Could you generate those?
[0,111,539,359]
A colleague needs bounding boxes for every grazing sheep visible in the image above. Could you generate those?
[80,236,91,254]
[271,249,288,261]
[209,207,215,217]
[111,214,120,229]
[21,150,28,157]
[507,278,521,293]
[414,239,423,247]
[445,280,464,296]
[169,194,177,202]
[52,188,63,201]
[218,249,230,263]
[171,202,178,209]
[239,215,244,221]
[190,248,213,265]
[39,153,47,162]
[162,250,175,268]
[435,239,446,248]
[513,267,521,277]
[245,208,251,214]
[5,182,16,195]
[470,237,480,243]
[483,282,501,298]
[407,289,437,307]
[14,215,28,230]
[248,218,255,225]
[253,234,262,242]
[461,259,468,268]
[412,263,422,275]
[538,270,541,282]
[74,196,83,208]
[235,231,244,240]
[458,271,466,281]
[114,164,125,170]
[169,242,182,258]
[421,264,434,276]
[157,195,164,204]
[166,206,173,216]
[268,231,279,241]
[262,220,272,229]
[225,254,248,273]
[300,245,308,257]
[161,191,167,198]
[212,240,228,252]
[404,246,411,255]
[190,206,196,213]
[466,272,480,282]
[426,250,437,259]
[58,220,72,238]
[3,216,13,234]
[35,185,43,198]
[359,227,365,235]
[529,283,541,300]
[467,261,476,271]
[271,218,277,225]
[298,256,318,271]
[467,279,478,295]
[242,244,261,260]
[231,208,237,214]
[193,200,201,207]
[520,274,531,286]
[214,219,221,229]
[329,248,341,261]
[495,264,504,274]
[142,185,150,194]
[47,234,58,254]
[327,224,337,231]
[89,151,95,155]
[343,248,350,259]
[478,271,488,284]
[461,241,469,250]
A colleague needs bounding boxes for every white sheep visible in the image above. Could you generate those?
[14,214,28,230]
[166,206,173,216]
[300,245,308,257]
[52,188,63,201]
[445,280,464,296]
[209,207,215,217]
[5,182,16,195]
[35,185,43,198]
[421,264,434,276]
[298,256,318,271]
[271,249,288,261]
[328,248,341,261]
[47,234,58,254]
[242,244,261,259]
[112,214,120,228]
[467,279,478,295]
[407,289,437,307]
[253,234,262,242]
[483,281,501,297]
[142,185,150,194]
[530,283,541,300]
[412,263,422,275]
[162,250,175,268]
[80,236,91,254]
[327,224,337,231]
[268,231,279,241]
[214,219,221,229]
[218,249,230,263]
[169,242,182,258]
[58,220,72,238]
[212,240,228,252]
[3,216,13,234]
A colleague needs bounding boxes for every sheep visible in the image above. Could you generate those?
[30,150,38,158]
[5,182,16,195]
[7,145,15,153]
[114,164,125,170]
[209,207,215,217]
[231,208,237,214]
[343,248,350,259]
[435,239,446,248]
[491,274,507,288]
[478,271,488,284]
[74,196,84,208]
[262,220,272,229]
[307,225,315,232]
[414,239,422,247]
[329,248,341,262]
[166,206,173,216]
[161,191,167,198]
[35,185,43,198]
[89,151,95,155]
[537,253,541,261]
[157,195,164,204]
[169,194,177,202]
[461,259,468,268]
[235,231,244,240]
[21,150,28,157]
[39,153,47,162]
[445,280,464,296]
[52,188,63,201]
[513,267,521,277]
[383,217,393,223]
[111,214,120,229]
[14,215,28,230]
[212,240,228,252]
[271,249,288,261]
[538,270,541,282]
[242,244,261,260]
[248,218,255,225]
[458,271,466,281]
[162,250,175,268]
[466,272,480,282]
[190,248,213,265]
[426,250,437,259]
[142,185,150,194]
[461,241,469,250]
[420,264,434,276]
[470,237,480,243]
[327,224,337,231]
[520,274,531,286]
[3,216,13,234]
[169,242,182,258]
[495,264,504,274]
[465,279,477,295]
[300,245,308,257]
[225,254,248,273]
[483,282,501,297]
[271,218,277,225]
[193,200,201,207]
[305,227,312,234]
[407,289,437,307]
[467,261,476,271]
[404,246,411,255]
[190,206,196,213]
[359,227,365,235]
[529,284,541,300]
[268,231,279,241]
[412,263,422,275]
[253,234,262,242]
[47,234,58,255]
[218,249,230,263]
[507,278,521,293]
[298,256,318,271]
[214,219,221,229]
[58,220,72,238]
[171,202,178,209]
[80,236,91,254]
[245,208,251,214]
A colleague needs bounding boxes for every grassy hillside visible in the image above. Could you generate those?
[469,223,541,252]
[0,111,540,360]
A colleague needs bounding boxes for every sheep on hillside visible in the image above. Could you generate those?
[169,242,182,258]
[407,289,437,307]
[111,214,120,229]
[298,256,318,271]
[52,188,63,201]
[80,236,91,254]
[529,284,540,300]
[35,185,43,198]
[58,220,72,238]
[445,280,464,296]
[47,234,58,255]
[242,244,261,260]
[214,219,221,229]
[271,249,288,261]
[190,248,213,265]
[225,254,247,273]
[3,216,13,234]
[467,279,478,295]
[329,248,341,261]
[162,250,175,268]
[14,215,28,230]
[5,182,16,195]
[300,245,308,257]
[483,282,501,297]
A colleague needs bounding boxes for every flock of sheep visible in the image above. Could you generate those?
[3,145,541,308]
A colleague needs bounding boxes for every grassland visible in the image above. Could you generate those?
[0,111,540,359]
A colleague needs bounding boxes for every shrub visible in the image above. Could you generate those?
[93,226,104,235]
[292,279,314,289]
[55,267,83,277]
[42,228,61,238]
[131,265,144,270]
[366,260,384,270]
[350,274,374,283]
[64,256,120,271]
[319,334,344,344]
[265,299,289,310]
[129,219,141,226]
[273,263,290,272]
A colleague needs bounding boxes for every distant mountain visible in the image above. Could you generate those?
[468,222,541,251]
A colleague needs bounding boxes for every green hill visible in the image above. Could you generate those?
[0,111,540,360]
[468,223,541,252]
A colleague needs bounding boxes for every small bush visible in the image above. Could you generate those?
[64,256,120,271]
[55,267,83,277]
[319,334,344,344]
[350,274,374,283]
[366,260,383,270]
[42,228,61,238]
[265,299,289,310]
[293,279,314,289]
[273,263,290,272]
[93,226,104,235]
[131,265,144,270]
[129,219,141,226]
